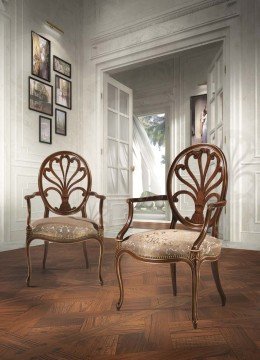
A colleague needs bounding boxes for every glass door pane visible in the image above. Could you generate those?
[120,90,129,115]
[108,84,118,110]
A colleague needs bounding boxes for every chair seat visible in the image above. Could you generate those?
[121,229,221,260]
[31,216,98,242]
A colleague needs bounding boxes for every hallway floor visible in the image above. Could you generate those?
[0,239,259,359]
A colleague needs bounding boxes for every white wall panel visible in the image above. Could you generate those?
[0,3,11,245]
[255,172,260,224]
[239,0,260,245]
[1,0,84,250]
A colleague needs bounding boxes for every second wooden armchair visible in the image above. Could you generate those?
[115,144,228,329]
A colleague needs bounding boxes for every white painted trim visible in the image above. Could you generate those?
[0,10,11,243]
[255,172,260,223]
[241,162,260,166]
[91,15,239,60]
[241,231,260,235]
[254,0,260,158]
[91,0,233,45]
[92,20,241,240]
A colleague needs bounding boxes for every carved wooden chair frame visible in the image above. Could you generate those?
[25,151,105,286]
[115,144,228,328]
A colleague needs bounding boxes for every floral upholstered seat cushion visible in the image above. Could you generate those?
[120,229,221,260]
[30,216,98,242]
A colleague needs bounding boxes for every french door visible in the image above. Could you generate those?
[207,48,226,239]
[103,74,133,233]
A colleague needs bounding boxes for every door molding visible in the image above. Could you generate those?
[91,18,241,241]
[0,10,11,244]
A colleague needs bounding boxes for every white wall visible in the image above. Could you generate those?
[82,0,260,248]
[1,0,259,249]
[0,0,84,250]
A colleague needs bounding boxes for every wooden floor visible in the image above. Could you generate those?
[0,239,259,359]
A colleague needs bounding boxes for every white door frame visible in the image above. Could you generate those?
[93,22,241,242]
[0,9,11,245]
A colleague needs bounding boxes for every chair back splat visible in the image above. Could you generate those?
[167,144,228,236]
[38,151,92,216]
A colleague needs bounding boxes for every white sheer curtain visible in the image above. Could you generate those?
[133,114,163,197]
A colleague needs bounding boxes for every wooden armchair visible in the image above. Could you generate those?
[25,151,105,286]
[115,144,228,329]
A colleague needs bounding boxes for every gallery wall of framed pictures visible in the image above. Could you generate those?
[29,30,72,144]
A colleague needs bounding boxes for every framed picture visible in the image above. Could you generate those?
[53,56,71,78]
[55,75,72,109]
[55,109,67,136]
[31,31,51,82]
[29,77,53,116]
[190,94,207,145]
[39,116,52,144]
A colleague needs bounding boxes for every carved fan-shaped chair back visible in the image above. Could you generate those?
[167,144,228,236]
[38,151,92,215]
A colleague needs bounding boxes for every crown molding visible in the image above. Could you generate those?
[91,13,238,60]
[91,0,235,45]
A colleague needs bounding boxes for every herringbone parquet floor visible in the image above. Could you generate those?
[0,238,259,359]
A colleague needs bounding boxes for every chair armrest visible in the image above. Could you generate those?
[89,191,106,200]
[24,192,41,227]
[24,191,41,201]
[128,195,168,203]
[117,195,168,241]
[191,200,226,251]
[88,191,106,230]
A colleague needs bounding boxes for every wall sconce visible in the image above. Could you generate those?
[45,20,64,35]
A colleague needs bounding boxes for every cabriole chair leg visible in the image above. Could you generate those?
[42,240,49,269]
[211,260,226,306]
[170,262,177,296]
[98,239,104,285]
[83,241,89,269]
[26,239,32,287]
[191,261,201,329]
[115,252,124,310]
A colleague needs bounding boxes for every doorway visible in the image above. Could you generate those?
[132,113,166,220]
[101,39,228,239]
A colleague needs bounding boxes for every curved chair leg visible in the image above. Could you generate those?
[82,241,89,269]
[42,241,49,269]
[26,239,32,287]
[211,260,226,306]
[170,263,177,296]
[115,252,124,310]
[97,239,104,286]
[191,260,201,329]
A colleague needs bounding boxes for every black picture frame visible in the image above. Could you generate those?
[31,31,51,82]
[55,75,72,110]
[28,77,53,116]
[53,55,71,78]
[55,109,67,136]
[190,94,207,145]
[39,116,52,144]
